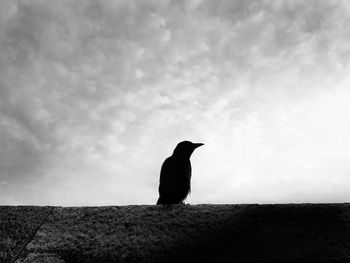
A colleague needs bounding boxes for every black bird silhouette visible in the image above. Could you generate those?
[157,141,204,205]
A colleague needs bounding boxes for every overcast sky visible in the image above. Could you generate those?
[1,0,350,206]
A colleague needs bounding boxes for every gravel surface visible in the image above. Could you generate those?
[2,204,350,263]
[0,206,53,262]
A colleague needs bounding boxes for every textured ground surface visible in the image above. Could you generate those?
[1,204,350,263]
[0,206,53,262]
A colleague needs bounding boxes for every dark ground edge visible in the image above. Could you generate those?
[11,206,55,263]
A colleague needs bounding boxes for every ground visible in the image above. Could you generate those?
[1,204,350,262]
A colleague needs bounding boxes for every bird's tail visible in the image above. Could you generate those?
[156,196,165,205]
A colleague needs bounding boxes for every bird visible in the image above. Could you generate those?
[157,141,204,205]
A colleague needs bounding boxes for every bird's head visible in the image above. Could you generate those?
[173,141,204,158]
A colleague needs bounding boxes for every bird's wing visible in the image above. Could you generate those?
[159,157,173,187]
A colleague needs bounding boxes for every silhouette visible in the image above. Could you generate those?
[157,141,204,205]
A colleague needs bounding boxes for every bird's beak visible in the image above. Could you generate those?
[193,143,204,148]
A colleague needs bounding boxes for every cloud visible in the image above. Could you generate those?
[1,0,350,205]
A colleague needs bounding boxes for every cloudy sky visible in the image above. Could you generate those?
[1,0,350,206]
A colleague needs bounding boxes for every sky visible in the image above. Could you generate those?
[1,0,350,206]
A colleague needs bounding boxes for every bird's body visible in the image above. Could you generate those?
[157,141,203,205]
